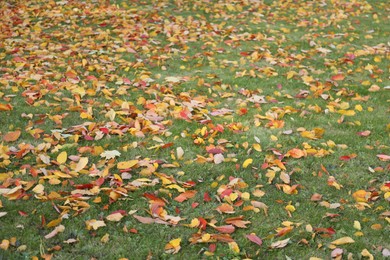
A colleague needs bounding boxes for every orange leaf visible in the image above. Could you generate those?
[216,203,235,214]
[174,190,197,203]
[0,103,13,111]
[3,130,21,142]
[331,74,345,81]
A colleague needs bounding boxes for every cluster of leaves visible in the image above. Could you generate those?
[0,0,389,259]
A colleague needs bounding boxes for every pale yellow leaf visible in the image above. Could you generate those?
[106,212,123,222]
[75,157,88,172]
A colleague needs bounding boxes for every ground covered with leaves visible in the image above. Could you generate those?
[0,0,389,259]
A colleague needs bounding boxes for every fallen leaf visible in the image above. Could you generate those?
[331,248,343,258]
[174,190,197,203]
[377,154,390,161]
[331,237,355,245]
[213,153,224,164]
[361,249,374,260]
[117,160,138,169]
[106,212,124,222]
[100,150,121,160]
[243,158,253,168]
[246,233,262,246]
[3,130,21,142]
[270,238,290,249]
[85,219,106,230]
[45,225,65,239]
[101,233,109,243]
[165,238,181,254]
[74,157,88,172]
[56,151,67,164]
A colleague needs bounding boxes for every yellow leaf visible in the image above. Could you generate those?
[331,236,355,245]
[0,239,10,250]
[46,218,62,228]
[228,241,240,253]
[168,238,181,248]
[187,218,200,228]
[253,143,262,152]
[355,104,363,112]
[241,192,250,200]
[75,157,88,172]
[286,71,297,79]
[285,204,296,213]
[229,192,238,201]
[85,219,106,230]
[352,190,370,202]
[56,151,67,164]
[361,249,374,260]
[243,158,253,168]
[353,221,361,230]
[101,233,110,243]
[165,238,181,254]
[201,233,211,242]
[117,160,138,170]
[338,109,356,116]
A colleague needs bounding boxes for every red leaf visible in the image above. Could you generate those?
[74,183,94,189]
[213,225,235,234]
[204,192,211,202]
[209,243,216,252]
[246,233,263,246]
[18,211,28,217]
[94,177,105,186]
[198,217,207,230]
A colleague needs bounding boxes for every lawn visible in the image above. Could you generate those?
[0,0,389,259]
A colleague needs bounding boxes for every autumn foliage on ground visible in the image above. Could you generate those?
[0,0,389,259]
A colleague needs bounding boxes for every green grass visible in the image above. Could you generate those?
[0,0,389,259]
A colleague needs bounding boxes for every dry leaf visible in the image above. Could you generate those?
[270,238,290,249]
[56,151,67,164]
[331,237,355,245]
[74,157,88,172]
[246,233,262,246]
[45,225,65,239]
[3,130,21,142]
